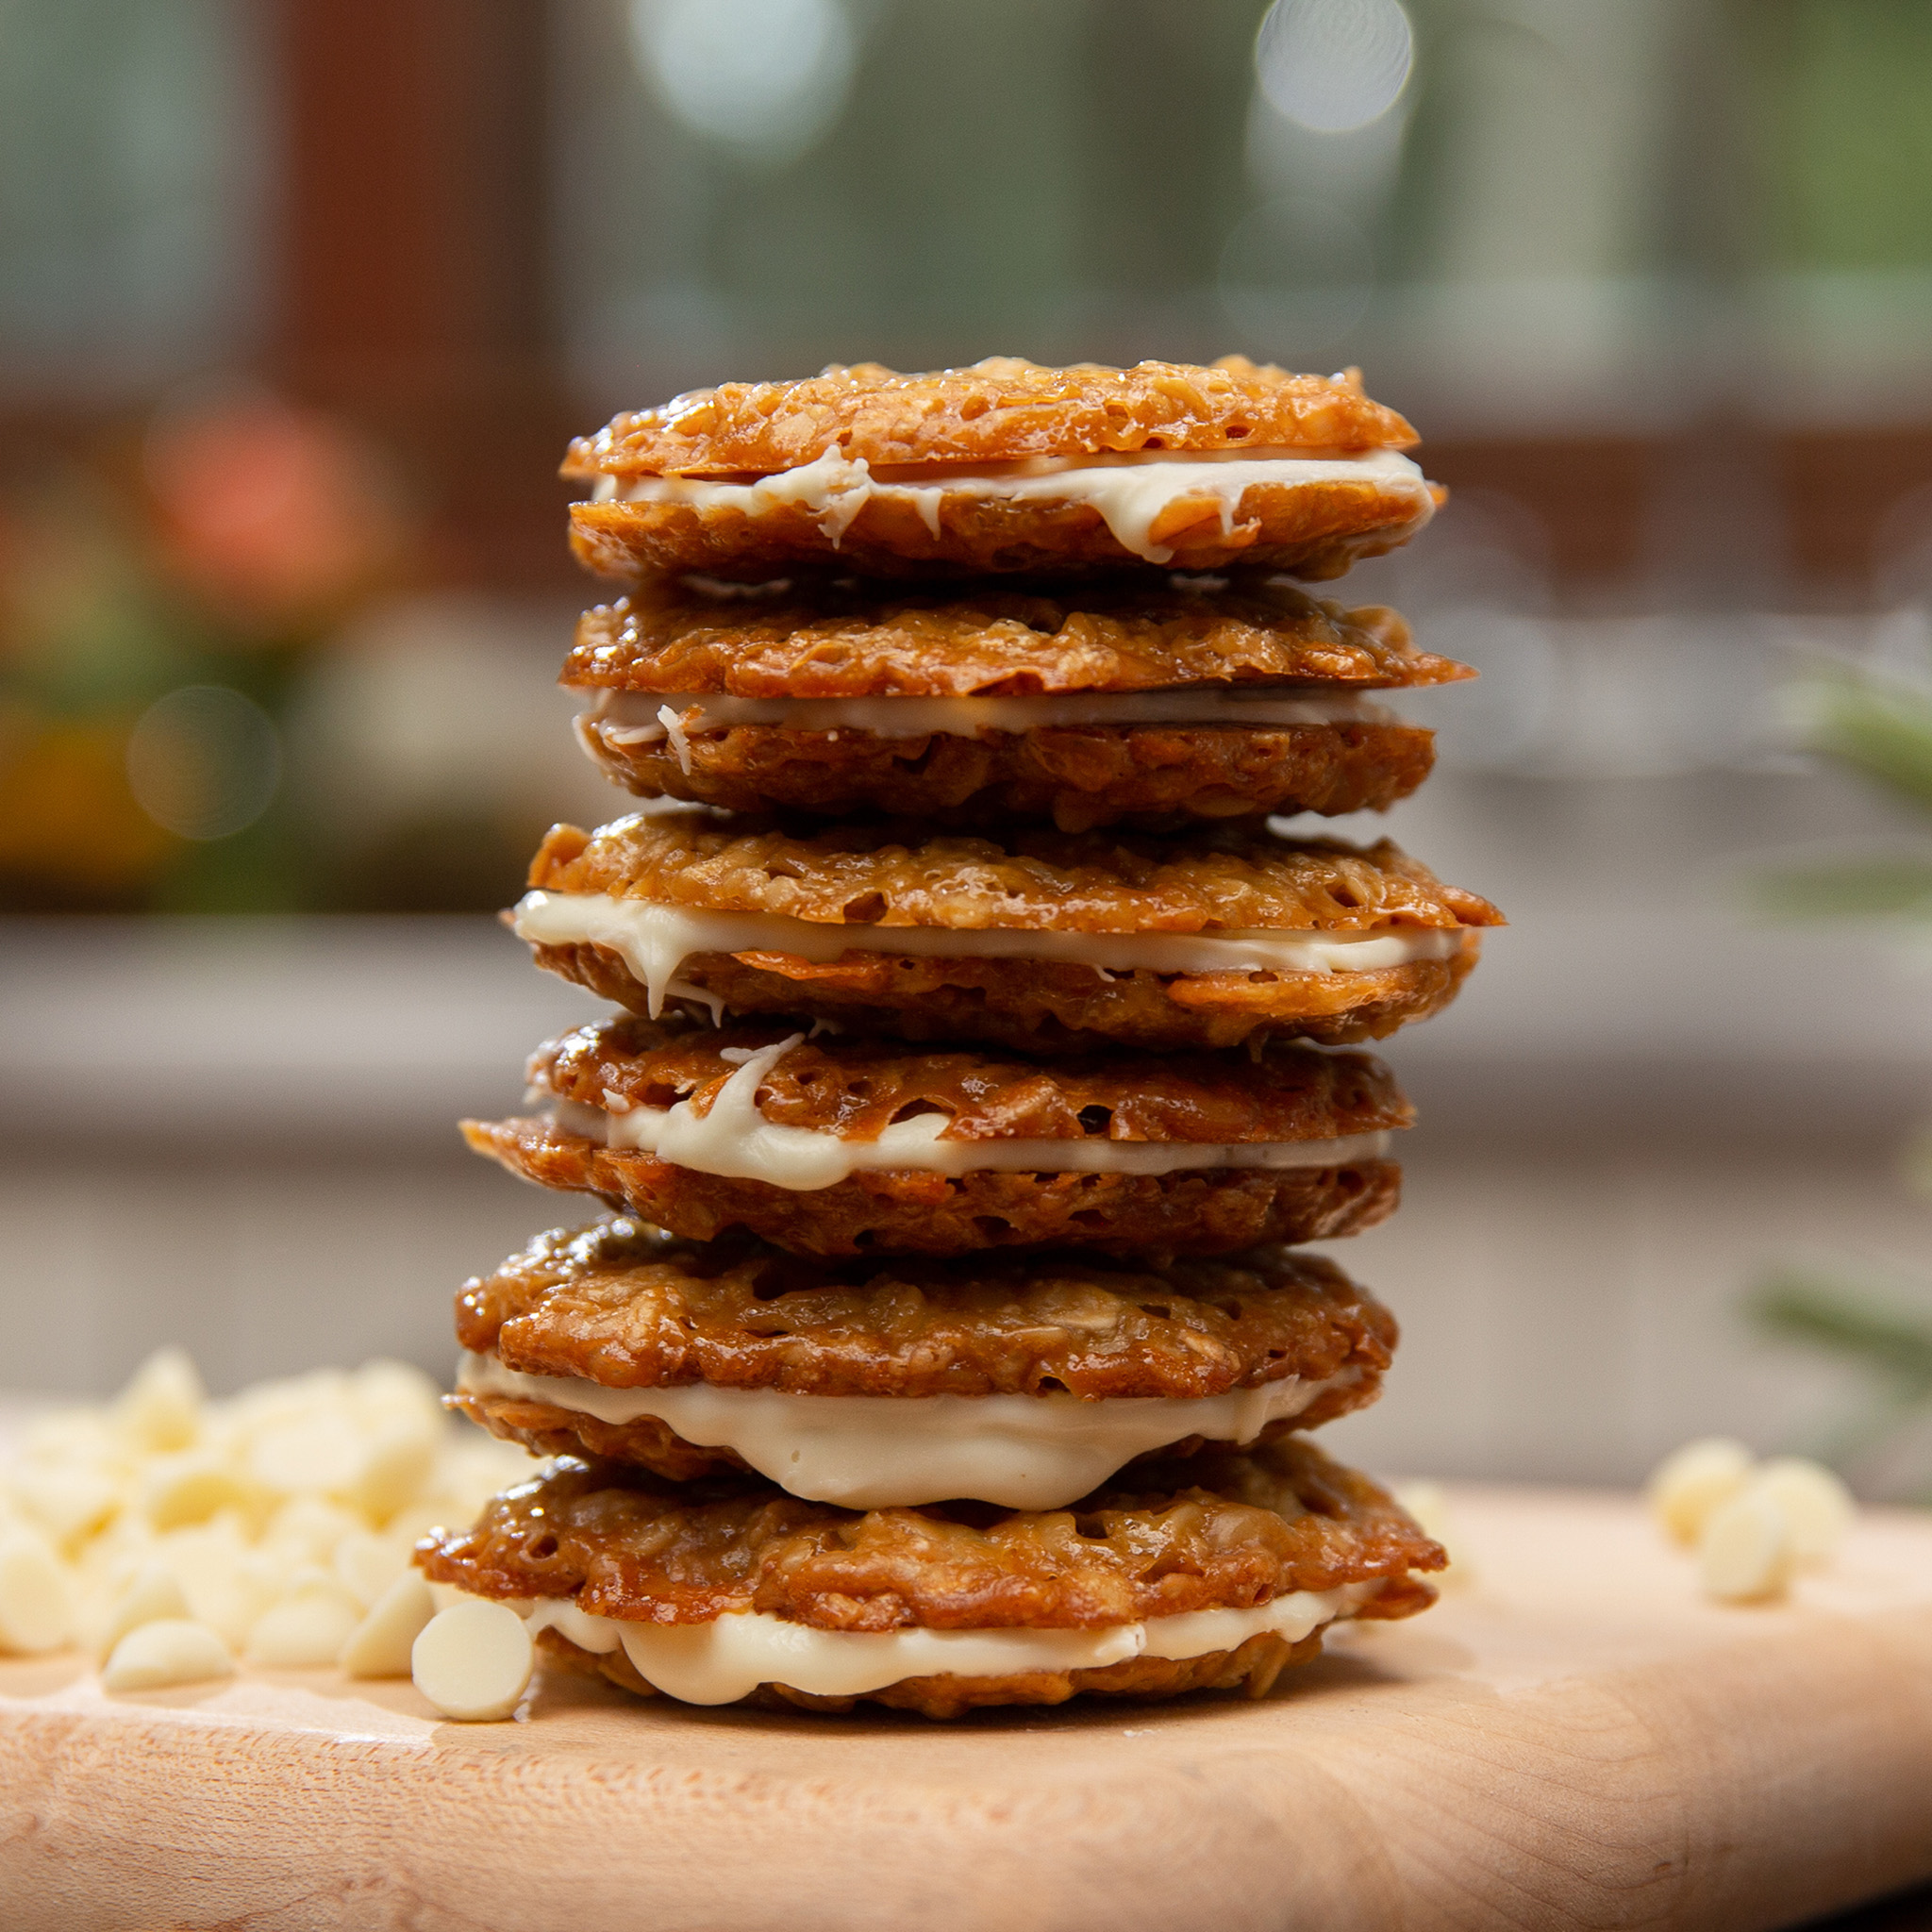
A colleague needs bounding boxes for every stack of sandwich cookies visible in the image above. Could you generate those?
[425,357,1498,1718]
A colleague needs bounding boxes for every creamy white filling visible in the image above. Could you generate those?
[588,445,1433,565]
[512,1582,1378,1706]
[539,1030,1391,1190]
[575,686,1393,756]
[510,889,1464,1020]
[458,1349,1358,1508]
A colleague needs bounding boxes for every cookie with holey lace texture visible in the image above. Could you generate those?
[447,1216,1397,1505]
[509,809,1501,1054]
[563,357,1441,581]
[568,575,1467,829]
[415,1435,1442,1717]
[461,1013,1407,1257]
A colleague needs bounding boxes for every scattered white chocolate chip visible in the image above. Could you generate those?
[98,1560,192,1657]
[141,1453,254,1533]
[1698,1490,1796,1604]
[245,1574,367,1668]
[334,1528,409,1608]
[0,1350,535,1671]
[1646,1438,1754,1547]
[346,1423,438,1523]
[411,1600,534,1721]
[0,1525,78,1655]
[8,1464,123,1552]
[101,1618,233,1693]
[113,1347,204,1454]
[1745,1458,1854,1568]
[341,1574,437,1679]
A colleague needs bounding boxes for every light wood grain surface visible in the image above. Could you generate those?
[5,1485,1931,1932]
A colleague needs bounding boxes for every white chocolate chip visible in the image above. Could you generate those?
[1744,1458,1854,1566]
[113,1347,204,1453]
[340,1573,437,1678]
[1698,1489,1795,1603]
[8,1464,124,1551]
[101,1618,233,1692]
[245,1574,365,1668]
[1647,1438,1754,1546]
[0,1525,78,1655]
[142,1453,253,1533]
[98,1560,192,1657]
[335,1528,408,1607]
[346,1424,438,1523]
[411,1600,534,1721]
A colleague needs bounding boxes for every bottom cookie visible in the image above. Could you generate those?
[418,1435,1441,1717]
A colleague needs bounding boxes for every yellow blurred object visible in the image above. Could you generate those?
[0,709,177,895]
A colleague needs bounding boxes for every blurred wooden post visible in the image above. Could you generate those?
[271,0,575,591]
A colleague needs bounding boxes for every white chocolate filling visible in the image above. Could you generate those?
[536,1032,1393,1190]
[510,889,1466,1020]
[458,1349,1360,1508]
[588,445,1433,565]
[509,1581,1380,1706]
[575,686,1394,762]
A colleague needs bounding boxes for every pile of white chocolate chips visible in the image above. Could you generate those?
[0,1349,535,1716]
[1645,1438,1855,1601]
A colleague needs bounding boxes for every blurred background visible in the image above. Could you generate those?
[8,0,1932,1493]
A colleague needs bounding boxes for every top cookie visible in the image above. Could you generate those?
[563,358,1439,583]
[564,358,1417,476]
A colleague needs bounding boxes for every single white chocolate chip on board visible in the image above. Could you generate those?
[246,1575,366,1668]
[412,1599,534,1721]
[98,1561,192,1657]
[1745,1458,1854,1567]
[102,1617,234,1692]
[0,1525,78,1655]
[1646,1438,1754,1546]
[1698,1489,1795,1603]
[341,1573,437,1678]
[113,1346,204,1454]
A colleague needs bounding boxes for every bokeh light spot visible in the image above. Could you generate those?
[125,686,282,842]
[629,0,858,162]
[1257,0,1414,134]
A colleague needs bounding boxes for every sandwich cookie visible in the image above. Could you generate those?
[569,575,1470,831]
[510,810,1503,1054]
[449,1219,1397,1506]
[564,357,1441,583]
[461,1016,1407,1256]
[415,1437,1443,1717]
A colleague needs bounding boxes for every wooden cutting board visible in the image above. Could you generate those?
[5,1484,1932,1932]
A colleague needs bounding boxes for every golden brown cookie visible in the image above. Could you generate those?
[564,577,1471,698]
[460,1015,1407,1257]
[417,1437,1441,1715]
[448,1219,1396,1493]
[567,358,1417,476]
[562,358,1440,581]
[568,577,1462,827]
[511,811,1501,1053]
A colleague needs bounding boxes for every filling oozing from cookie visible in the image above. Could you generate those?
[588,444,1434,565]
[575,687,1396,765]
[457,1347,1364,1508]
[511,890,1467,1019]
[531,1032,1392,1188]
[489,1580,1385,1705]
